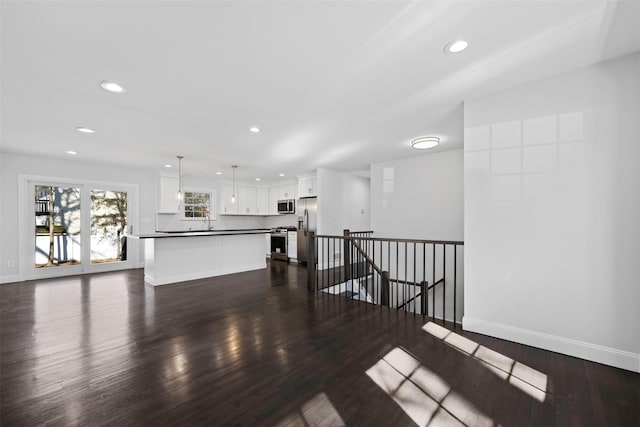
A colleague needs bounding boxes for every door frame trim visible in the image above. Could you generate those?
[18,174,139,282]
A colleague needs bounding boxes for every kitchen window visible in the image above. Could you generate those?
[183,190,215,220]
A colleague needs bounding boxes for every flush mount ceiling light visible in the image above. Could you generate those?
[249,127,261,133]
[164,164,172,168]
[216,171,222,175]
[255,178,261,181]
[76,126,95,134]
[66,150,78,155]
[100,81,125,93]
[411,136,440,150]
[278,173,285,177]
[444,40,469,54]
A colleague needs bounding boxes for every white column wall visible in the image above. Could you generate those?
[463,53,640,372]
[316,168,370,236]
[370,149,464,241]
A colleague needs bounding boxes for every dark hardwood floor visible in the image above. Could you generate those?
[1,261,638,426]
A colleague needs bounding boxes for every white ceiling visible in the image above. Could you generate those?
[1,1,638,182]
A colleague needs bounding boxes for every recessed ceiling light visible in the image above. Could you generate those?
[76,127,95,134]
[249,127,261,133]
[278,173,285,177]
[411,136,440,150]
[164,164,172,168]
[100,81,125,93]
[444,40,469,54]
[255,178,261,181]
[66,150,78,155]
[216,171,222,175]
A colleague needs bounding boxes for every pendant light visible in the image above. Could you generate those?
[231,165,238,204]
[177,155,184,208]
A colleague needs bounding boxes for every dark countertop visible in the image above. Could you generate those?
[130,229,271,239]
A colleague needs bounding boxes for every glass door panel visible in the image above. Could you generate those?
[34,185,82,268]
[90,189,128,264]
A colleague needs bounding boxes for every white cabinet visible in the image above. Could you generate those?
[221,180,297,216]
[268,186,279,215]
[288,231,297,260]
[238,185,257,214]
[222,184,268,215]
[298,178,317,198]
[257,187,269,215]
[278,184,295,200]
[158,173,180,213]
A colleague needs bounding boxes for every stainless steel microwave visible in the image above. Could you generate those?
[277,199,295,214]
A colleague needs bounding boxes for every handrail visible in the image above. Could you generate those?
[350,238,383,276]
[348,230,374,235]
[397,292,422,310]
[390,278,421,287]
[310,230,464,324]
[317,234,464,246]
[428,278,444,290]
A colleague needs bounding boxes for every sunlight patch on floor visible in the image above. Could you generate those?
[422,322,548,402]
[366,347,495,427]
[276,392,345,427]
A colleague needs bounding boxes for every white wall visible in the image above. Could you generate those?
[370,149,463,241]
[316,168,370,236]
[463,52,640,372]
[0,152,156,282]
[0,152,276,283]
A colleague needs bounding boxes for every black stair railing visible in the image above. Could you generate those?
[308,230,464,325]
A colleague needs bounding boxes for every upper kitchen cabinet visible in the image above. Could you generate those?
[238,185,257,215]
[257,187,269,215]
[221,184,267,215]
[158,172,180,214]
[277,183,296,200]
[298,176,317,198]
[221,180,297,216]
[268,186,279,215]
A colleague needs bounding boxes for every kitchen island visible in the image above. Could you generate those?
[130,229,270,286]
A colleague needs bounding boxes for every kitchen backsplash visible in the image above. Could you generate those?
[155,213,298,231]
[265,214,299,229]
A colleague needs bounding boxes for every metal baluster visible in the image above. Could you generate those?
[443,244,446,325]
[396,242,399,310]
[454,244,457,327]
[413,242,416,316]
[403,242,407,313]
[422,243,426,316]
[432,243,435,321]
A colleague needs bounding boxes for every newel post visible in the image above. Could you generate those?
[381,271,390,307]
[307,231,316,293]
[421,281,428,317]
[343,229,351,283]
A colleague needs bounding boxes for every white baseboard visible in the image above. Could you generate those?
[0,274,20,284]
[463,316,640,373]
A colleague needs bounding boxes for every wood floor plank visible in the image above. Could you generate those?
[1,263,638,426]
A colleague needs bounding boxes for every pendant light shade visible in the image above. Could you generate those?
[177,155,184,208]
[231,165,237,204]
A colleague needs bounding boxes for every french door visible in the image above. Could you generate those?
[23,176,137,280]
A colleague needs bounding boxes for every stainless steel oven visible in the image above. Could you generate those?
[270,229,288,261]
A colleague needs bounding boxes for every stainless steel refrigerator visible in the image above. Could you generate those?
[296,196,317,264]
